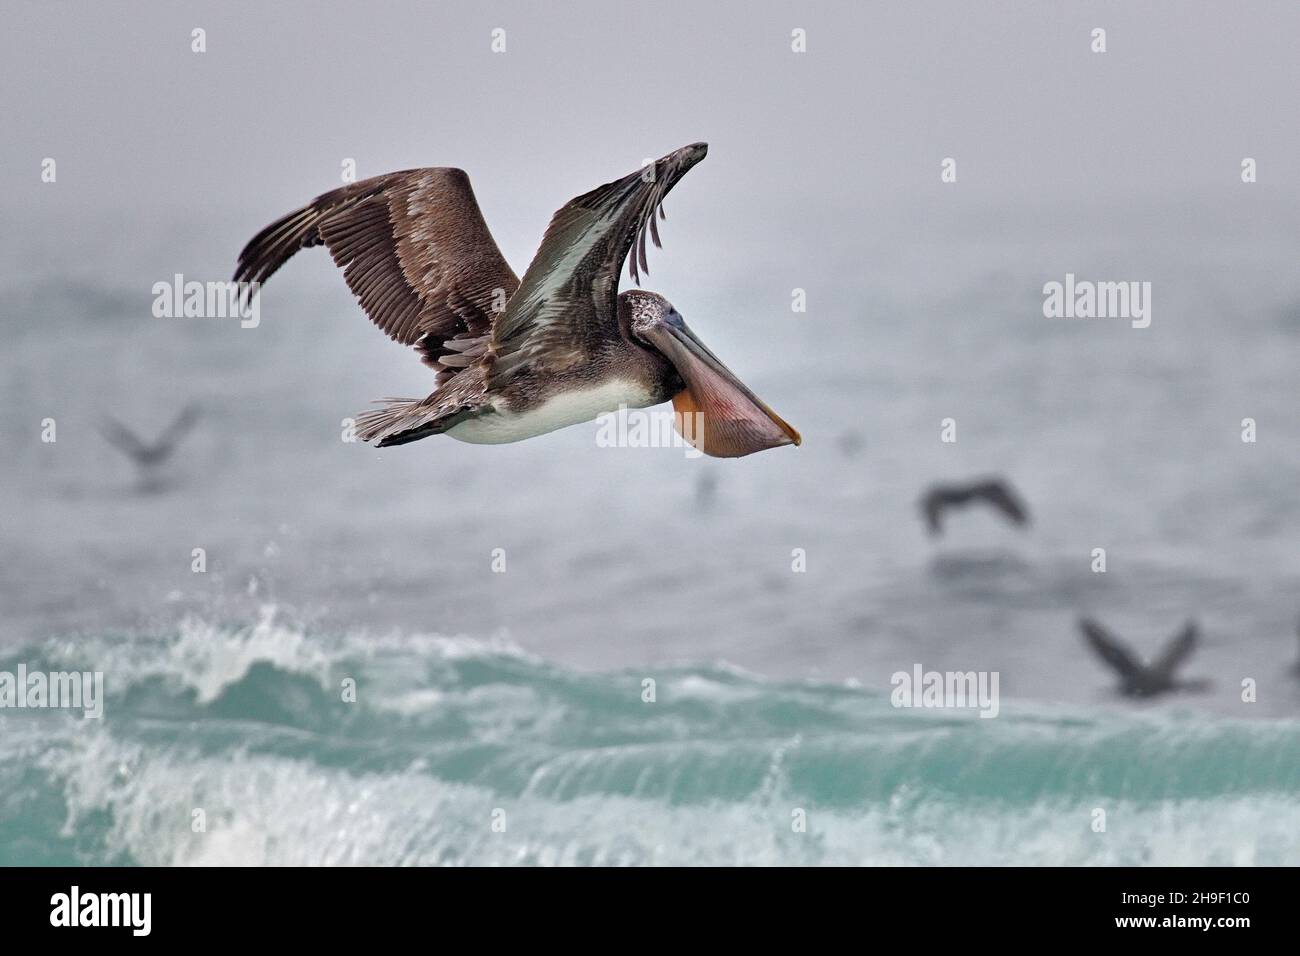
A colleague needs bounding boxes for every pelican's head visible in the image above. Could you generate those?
[623,290,801,458]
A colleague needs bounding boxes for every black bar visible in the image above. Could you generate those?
[0,867,1279,941]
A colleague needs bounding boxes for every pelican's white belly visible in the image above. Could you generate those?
[445,379,661,444]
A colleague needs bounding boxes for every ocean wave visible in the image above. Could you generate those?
[2,613,1299,865]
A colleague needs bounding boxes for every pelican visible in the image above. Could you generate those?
[920,477,1030,536]
[234,143,799,457]
[1078,617,1209,698]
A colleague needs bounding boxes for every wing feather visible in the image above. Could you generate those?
[234,168,519,386]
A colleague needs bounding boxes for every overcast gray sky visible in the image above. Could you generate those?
[6,1,1300,205]
[3,0,1291,409]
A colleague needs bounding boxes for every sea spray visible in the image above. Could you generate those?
[1,618,1299,865]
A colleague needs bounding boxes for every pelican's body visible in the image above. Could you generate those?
[447,379,660,444]
[235,143,799,457]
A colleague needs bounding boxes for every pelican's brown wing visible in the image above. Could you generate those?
[234,168,518,385]
[489,143,708,384]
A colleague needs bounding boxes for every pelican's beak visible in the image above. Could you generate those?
[644,318,801,458]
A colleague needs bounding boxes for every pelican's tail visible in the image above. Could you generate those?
[354,395,473,447]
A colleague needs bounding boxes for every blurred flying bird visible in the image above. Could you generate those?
[920,477,1030,536]
[98,404,200,470]
[1078,617,1209,697]
[234,143,799,458]
[836,429,866,458]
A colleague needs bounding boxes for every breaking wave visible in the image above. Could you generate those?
[2,609,1298,865]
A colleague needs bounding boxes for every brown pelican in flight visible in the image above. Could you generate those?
[234,143,799,457]
[920,477,1030,536]
[1078,617,1209,698]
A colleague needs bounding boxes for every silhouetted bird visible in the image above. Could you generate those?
[99,404,200,470]
[1078,617,1209,698]
[920,477,1030,536]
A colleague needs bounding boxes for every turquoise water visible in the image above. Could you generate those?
[5,0,1300,869]
[3,611,1298,866]
[4,209,1299,865]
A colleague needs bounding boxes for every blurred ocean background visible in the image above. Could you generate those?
[2,0,1298,864]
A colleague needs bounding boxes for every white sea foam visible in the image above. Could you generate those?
[31,730,1300,866]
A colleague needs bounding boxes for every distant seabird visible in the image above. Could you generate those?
[98,404,200,470]
[920,477,1030,536]
[836,429,866,458]
[1078,617,1209,697]
[234,143,800,458]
